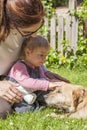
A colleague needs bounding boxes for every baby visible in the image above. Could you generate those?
[8,35,62,112]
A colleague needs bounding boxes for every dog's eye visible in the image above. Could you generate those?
[57,90,61,93]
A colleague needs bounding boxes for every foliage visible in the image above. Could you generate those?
[53,0,68,7]
[42,0,83,8]
[42,0,68,9]
[71,0,87,21]
[45,34,87,70]
[80,0,87,20]
[42,0,55,18]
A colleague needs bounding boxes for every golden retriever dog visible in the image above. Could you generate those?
[44,82,87,119]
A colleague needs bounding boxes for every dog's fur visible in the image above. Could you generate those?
[44,82,87,119]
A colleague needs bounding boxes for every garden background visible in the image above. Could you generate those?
[1,0,87,130]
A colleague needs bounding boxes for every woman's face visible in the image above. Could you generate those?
[24,47,49,68]
[17,20,44,37]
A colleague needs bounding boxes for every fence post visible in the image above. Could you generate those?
[57,15,64,54]
[50,16,56,49]
[68,0,78,52]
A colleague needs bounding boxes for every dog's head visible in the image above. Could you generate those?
[44,83,86,113]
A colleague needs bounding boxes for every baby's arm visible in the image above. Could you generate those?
[8,61,64,92]
[8,61,49,91]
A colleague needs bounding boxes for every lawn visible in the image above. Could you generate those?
[0,67,87,130]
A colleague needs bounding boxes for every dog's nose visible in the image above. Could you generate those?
[44,94,48,99]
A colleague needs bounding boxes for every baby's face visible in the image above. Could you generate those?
[25,47,49,67]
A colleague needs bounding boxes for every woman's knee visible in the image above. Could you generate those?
[0,97,12,119]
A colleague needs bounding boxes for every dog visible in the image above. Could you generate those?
[44,82,87,119]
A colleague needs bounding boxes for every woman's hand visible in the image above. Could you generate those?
[0,80,22,104]
[48,81,65,90]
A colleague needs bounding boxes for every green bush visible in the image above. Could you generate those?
[45,34,87,70]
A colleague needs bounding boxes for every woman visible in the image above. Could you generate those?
[0,0,45,119]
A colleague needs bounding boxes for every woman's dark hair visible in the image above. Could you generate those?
[0,0,44,41]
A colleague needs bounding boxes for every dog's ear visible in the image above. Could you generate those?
[72,88,85,110]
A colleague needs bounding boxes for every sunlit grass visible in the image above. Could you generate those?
[50,67,87,87]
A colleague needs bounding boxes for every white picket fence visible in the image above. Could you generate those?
[44,0,78,54]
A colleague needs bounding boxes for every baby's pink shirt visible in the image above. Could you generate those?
[8,61,49,91]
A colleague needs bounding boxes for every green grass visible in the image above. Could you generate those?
[50,67,87,87]
[1,67,87,130]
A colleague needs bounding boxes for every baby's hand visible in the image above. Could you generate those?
[48,81,65,90]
